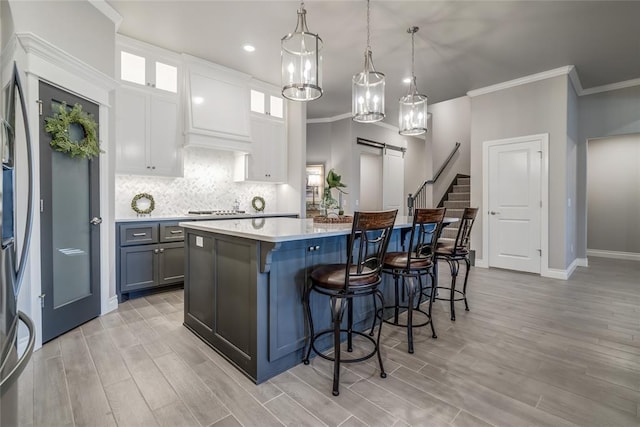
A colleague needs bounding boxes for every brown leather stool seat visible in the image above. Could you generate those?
[303,210,398,396]
[380,208,446,353]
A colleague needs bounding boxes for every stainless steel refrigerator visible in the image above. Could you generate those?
[0,63,35,425]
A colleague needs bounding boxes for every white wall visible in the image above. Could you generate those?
[307,118,423,214]
[576,85,640,259]
[470,75,570,269]
[359,152,382,210]
[429,96,471,205]
[587,134,640,254]
[7,0,115,77]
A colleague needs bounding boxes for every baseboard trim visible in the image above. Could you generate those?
[586,249,640,261]
[474,258,488,268]
[541,258,578,280]
[576,257,589,267]
[102,295,118,315]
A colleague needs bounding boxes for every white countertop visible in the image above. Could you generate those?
[179,216,458,243]
[116,212,298,223]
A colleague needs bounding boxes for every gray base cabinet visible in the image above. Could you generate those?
[183,228,402,384]
[117,221,185,301]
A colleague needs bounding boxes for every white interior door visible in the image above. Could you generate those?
[382,149,404,215]
[487,137,541,273]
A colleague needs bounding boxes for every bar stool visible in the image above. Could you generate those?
[303,210,398,396]
[434,207,478,321]
[380,208,446,353]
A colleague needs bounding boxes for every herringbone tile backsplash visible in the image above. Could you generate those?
[115,148,277,219]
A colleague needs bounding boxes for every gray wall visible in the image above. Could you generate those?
[470,75,570,269]
[566,82,579,262]
[307,119,424,214]
[587,134,640,253]
[576,85,640,258]
[429,96,471,205]
[7,0,115,77]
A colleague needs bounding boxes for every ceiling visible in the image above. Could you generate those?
[108,1,640,128]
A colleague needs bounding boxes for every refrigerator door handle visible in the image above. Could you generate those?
[0,311,35,395]
[12,62,34,294]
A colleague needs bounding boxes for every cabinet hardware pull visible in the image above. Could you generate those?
[159,248,164,253]
[133,233,147,237]
[315,245,320,250]
[154,249,159,254]
[170,230,182,234]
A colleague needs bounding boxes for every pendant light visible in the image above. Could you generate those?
[281,1,323,101]
[352,0,385,123]
[399,26,428,136]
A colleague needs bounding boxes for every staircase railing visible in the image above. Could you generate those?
[407,142,461,216]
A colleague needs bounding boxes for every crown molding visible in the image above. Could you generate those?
[89,0,123,31]
[581,77,640,96]
[307,112,352,124]
[567,66,583,95]
[467,66,575,98]
[307,112,403,133]
[16,32,117,91]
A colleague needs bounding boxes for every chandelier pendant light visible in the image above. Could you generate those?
[281,1,323,101]
[352,0,385,123]
[399,26,428,136]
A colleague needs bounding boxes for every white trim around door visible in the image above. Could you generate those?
[482,133,551,277]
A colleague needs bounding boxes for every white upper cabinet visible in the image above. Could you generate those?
[116,87,183,177]
[250,82,284,120]
[117,35,180,94]
[184,55,252,152]
[115,36,183,177]
[235,80,288,183]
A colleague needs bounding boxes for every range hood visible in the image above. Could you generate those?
[183,55,253,154]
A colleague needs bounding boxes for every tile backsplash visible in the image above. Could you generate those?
[115,148,278,218]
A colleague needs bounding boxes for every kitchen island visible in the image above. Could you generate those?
[178,216,424,383]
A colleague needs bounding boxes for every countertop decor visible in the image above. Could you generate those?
[251,196,265,212]
[131,192,155,215]
[313,215,353,224]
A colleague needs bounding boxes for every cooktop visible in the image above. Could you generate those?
[188,210,246,215]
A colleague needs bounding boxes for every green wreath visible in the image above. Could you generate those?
[131,193,155,215]
[45,102,101,159]
[251,196,265,212]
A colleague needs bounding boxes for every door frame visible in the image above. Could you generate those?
[481,133,549,276]
[9,33,116,352]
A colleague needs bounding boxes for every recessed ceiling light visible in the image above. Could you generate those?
[243,44,256,52]
[403,77,412,84]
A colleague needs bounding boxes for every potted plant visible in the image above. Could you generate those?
[321,169,347,216]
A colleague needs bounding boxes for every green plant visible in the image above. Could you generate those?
[321,169,347,214]
[45,102,102,159]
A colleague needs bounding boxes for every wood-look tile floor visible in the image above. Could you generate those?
[15,257,640,426]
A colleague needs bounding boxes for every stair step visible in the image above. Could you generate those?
[444,200,470,209]
[448,192,470,201]
[438,237,456,247]
[453,185,470,193]
[444,208,465,218]
[457,177,470,186]
[442,227,459,239]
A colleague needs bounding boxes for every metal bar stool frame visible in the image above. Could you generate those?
[302,210,398,396]
[379,208,446,353]
[434,207,478,321]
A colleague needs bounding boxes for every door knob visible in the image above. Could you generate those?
[90,217,103,225]
[490,211,500,215]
